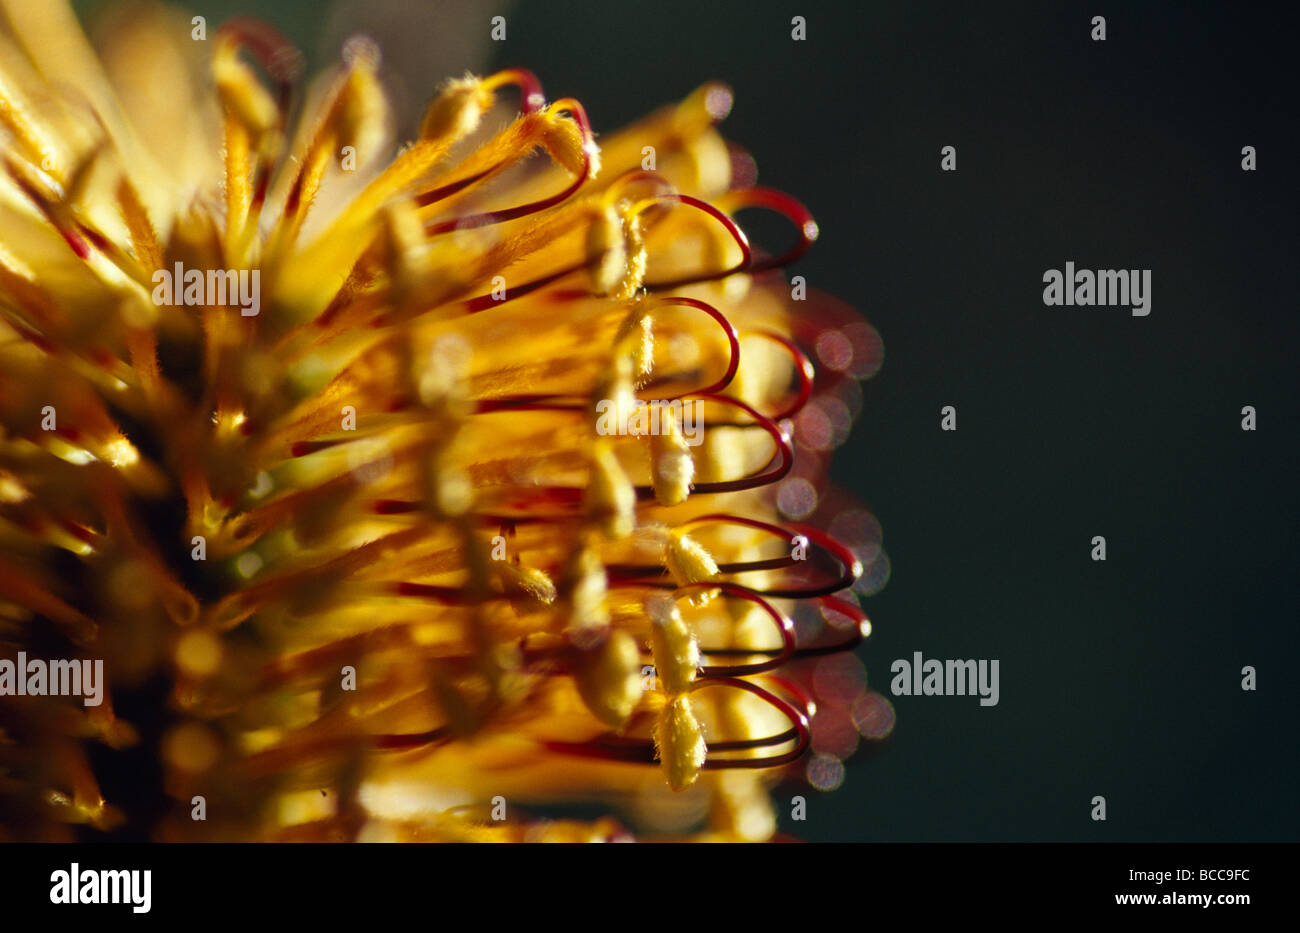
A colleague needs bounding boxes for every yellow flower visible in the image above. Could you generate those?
[0,1,886,842]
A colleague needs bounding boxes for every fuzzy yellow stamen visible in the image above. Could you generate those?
[650,409,696,506]
[584,439,636,539]
[573,628,643,728]
[665,529,721,606]
[654,694,707,793]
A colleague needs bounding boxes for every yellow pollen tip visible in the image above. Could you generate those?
[648,592,699,696]
[584,441,635,539]
[665,530,720,607]
[573,628,644,728]
[654,694,707,792]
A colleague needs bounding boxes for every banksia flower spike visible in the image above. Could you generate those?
[0,2,887,841]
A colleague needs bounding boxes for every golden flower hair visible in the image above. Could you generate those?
[0,2,887,841]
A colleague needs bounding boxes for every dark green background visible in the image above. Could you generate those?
[76,0,1298,841]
